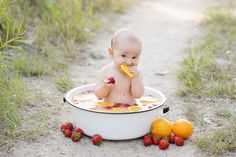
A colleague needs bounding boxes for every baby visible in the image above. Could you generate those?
[95,28,144,104]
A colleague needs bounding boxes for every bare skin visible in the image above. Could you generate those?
[95,29,144,104]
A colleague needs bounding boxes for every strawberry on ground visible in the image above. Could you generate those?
[71,128,84,142]
[143,133,152,146]
[175,136,184,146]
[152,134,161,145]
[65,129,72,138]
[92,134,103,146]
[169,134,175,144]
[159,138,169,150]
[60,122,73,134]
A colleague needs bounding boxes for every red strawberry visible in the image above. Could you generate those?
[106,77,115,84]
[159,138,169,150]
[60,124,66,132]
[169,134,175,144]
[65,129,72,138]
[74,128,84,138]
[60,122,73,134]
[143,133,152,146]
[175,136,184,146]
[92,134,103,146]
[152,134,161,145]
[104,106,113,110]
[71,128,83,142]
[113,103,121,107]
[123,104,131,107]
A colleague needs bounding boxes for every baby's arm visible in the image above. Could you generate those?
[130,66,144,98]
[95,66,114,99]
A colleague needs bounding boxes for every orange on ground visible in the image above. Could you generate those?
[151,117,172,137]
[172,119,193,139]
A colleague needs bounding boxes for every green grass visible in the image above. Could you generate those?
[54,76,74,92]
[215,104,236,127]
[0,0,136,140]
[0,0,29,51]
[194,103,236,156]
[188,8,236,156]
[0,68,29,137]
[92,0,135,13]
[14,0,135,59]
[184,103,204,124]
[11,55,46,76]
[194,127,236,156]
[178,8,236,98]
[0,0,30,137]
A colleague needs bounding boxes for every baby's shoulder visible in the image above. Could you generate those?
[99,64,113,74]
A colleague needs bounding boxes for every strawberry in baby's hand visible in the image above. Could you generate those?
[92,134,103,146]
[105,76,115,84]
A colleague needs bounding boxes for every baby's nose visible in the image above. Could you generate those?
[126,60,134,66]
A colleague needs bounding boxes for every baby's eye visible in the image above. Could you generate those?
[121,55,126,58]
[132,56,137,59]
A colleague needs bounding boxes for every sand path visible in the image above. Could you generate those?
[7,0,209,156]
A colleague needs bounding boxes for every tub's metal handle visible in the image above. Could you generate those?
[63,96,66,103]
[163,106,169,114]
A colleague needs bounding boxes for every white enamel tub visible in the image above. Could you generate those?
[63,83,168,140]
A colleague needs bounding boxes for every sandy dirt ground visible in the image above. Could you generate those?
[2,0,234,157]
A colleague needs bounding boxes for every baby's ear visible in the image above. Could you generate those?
[108,48,113,56]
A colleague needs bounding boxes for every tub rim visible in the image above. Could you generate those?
[64,83,167,115]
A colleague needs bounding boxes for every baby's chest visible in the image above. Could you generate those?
[112,74,131,90]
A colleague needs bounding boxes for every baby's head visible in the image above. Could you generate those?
[108,28,142,67]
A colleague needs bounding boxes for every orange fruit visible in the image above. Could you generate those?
[140,97,158,103]
[112,107,128,112]
[172,119,193,139]
[151,118,172,137]
[120,64,133,78]
[128,106,142,112]
[89,107,96,110]
[96,101,113,107]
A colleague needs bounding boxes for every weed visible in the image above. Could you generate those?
[0,0,29,51]
[55,77,74,92]
[184,103,204,124]
[0,0,30,137]
[178,8,236,98]
[0,71,29,136]
[11,55,46,76]
[194,127,236,156]
[215,104,236,127]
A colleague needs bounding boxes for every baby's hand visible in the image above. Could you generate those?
[103,77,115,91]
[129,66,140,78]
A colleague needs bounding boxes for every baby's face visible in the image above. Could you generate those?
[111,41,141,68]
